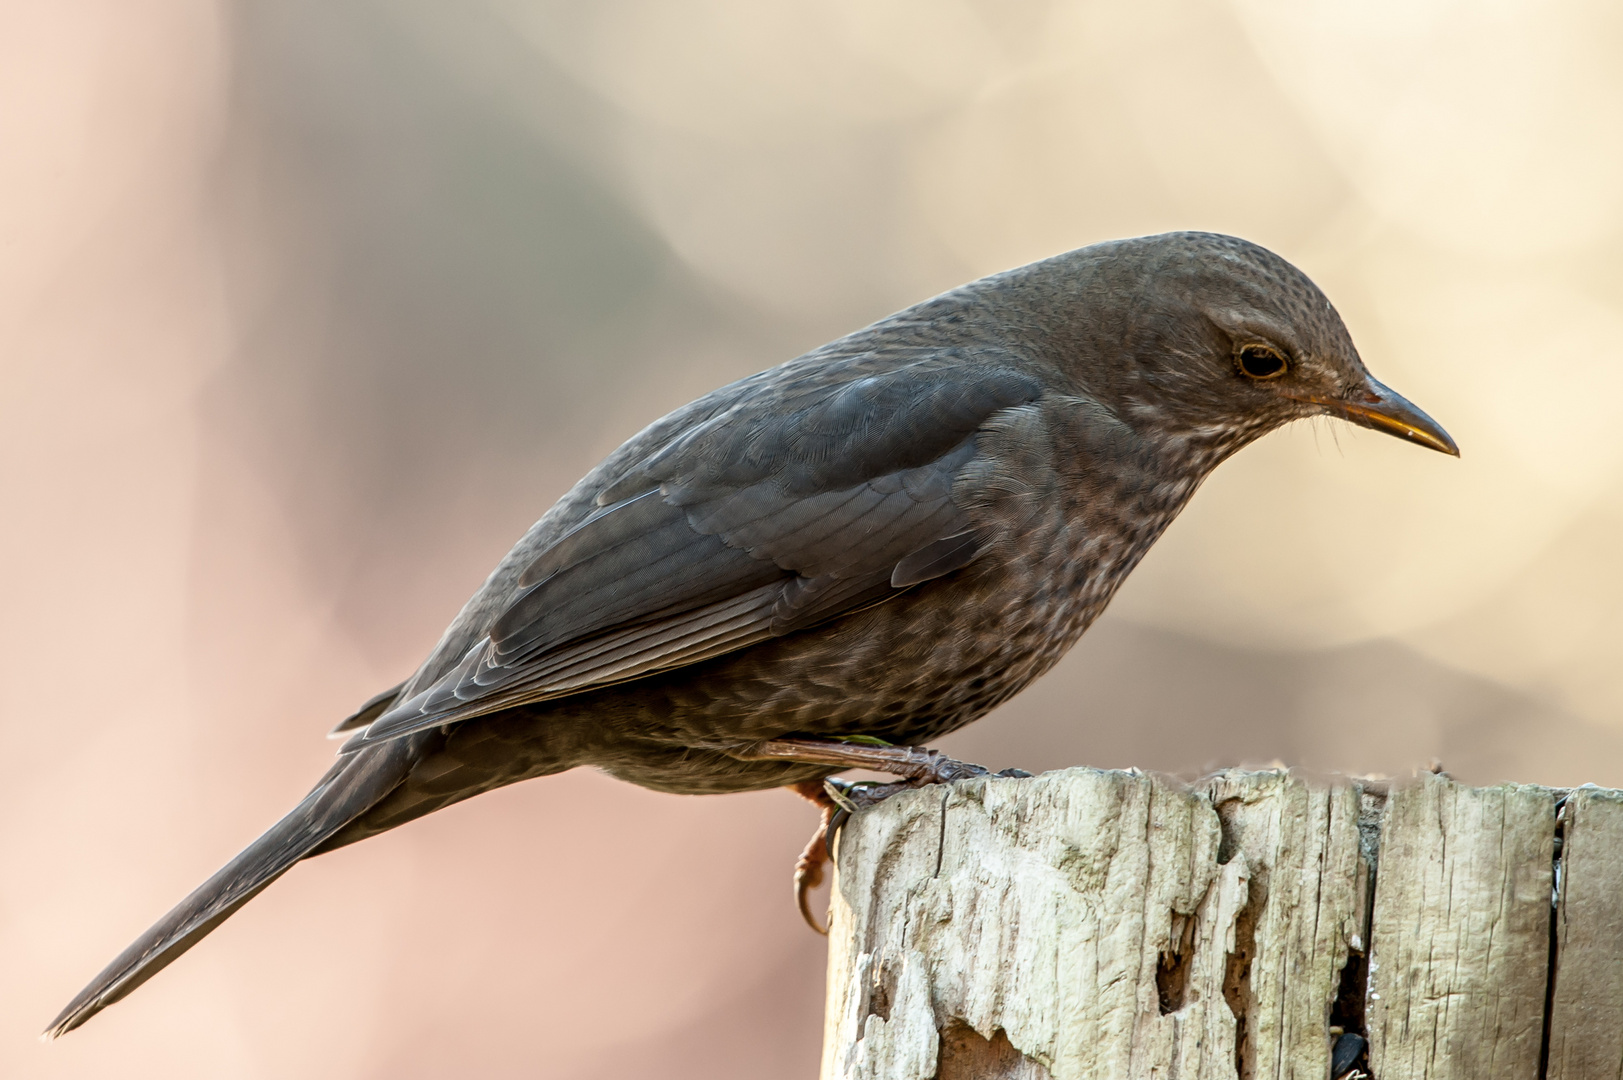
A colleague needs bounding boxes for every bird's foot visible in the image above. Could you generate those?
[787,779,839,934]
[777,741,1032,933]
[785,777,917,933]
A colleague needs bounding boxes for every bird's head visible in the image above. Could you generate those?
[1052,232,1458,462]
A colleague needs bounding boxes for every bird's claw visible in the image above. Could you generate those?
[825,776,914,808]
[791,779,897,933]
[826,806,851,850]
[821,777,865,814]
[793,820,832,935]
[782,747,1036,934]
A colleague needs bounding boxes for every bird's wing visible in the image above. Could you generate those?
[355,353,1043,745]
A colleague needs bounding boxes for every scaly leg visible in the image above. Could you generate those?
[751,737,1001,783]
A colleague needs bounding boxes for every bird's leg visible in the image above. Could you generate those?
[773,739,1032,933]
[787,780,837,934]
[749,737,1001,784]
[786,776,916,934]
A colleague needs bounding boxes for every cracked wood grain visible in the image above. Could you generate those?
[822,769,1600,1080]
[822,768,1363,1080]
[1206,771,1366,1080]
[1363,775,1555,1080]
[1545,787,1623,1080]
[821,768,1227,1080]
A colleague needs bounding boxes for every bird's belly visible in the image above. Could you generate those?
[529,477,1184,797]
[574,548,1119,789]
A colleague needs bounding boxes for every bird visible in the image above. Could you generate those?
[46,231,1457,1038]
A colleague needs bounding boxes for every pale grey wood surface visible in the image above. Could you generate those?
[822,768,1364,1080]
[822,768,1607,1080]
[1546,787,1623,1080]
[1365,777,1555,1080]
[1205,771,1365,1080]
[821,768,1232,1080]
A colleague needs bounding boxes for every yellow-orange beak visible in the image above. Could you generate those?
[1293,378,1460,457]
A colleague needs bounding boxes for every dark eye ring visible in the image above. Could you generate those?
[1238,344,1287,379]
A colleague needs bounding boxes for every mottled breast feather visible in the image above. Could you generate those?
[353,354,1042,745]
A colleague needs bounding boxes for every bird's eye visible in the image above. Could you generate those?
[1238,345,1287,379]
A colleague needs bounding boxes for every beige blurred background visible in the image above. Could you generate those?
[3,0,1621,1075]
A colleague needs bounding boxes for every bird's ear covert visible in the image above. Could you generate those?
[1237,344,1288,380]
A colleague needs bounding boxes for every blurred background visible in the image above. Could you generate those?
[3,0,1621,1075]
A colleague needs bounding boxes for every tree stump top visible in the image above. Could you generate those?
[822,768,1623,1080]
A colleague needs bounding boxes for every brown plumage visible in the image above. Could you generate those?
[47,231,1456,1037]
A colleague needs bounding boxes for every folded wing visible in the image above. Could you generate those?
[356,354,1042,744]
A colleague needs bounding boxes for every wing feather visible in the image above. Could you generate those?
[355,356,1042,745]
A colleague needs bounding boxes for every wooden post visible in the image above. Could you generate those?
[821,768,1623,1080]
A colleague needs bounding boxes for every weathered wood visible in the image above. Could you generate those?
[823,768,1611,1080]
[1206,771,1365,1080]
[1546,787,1623,1080]
[822,768,1370,1080]
[1365,777,1554,1080]
[822,769,1231,1080]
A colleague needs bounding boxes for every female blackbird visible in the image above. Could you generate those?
[47,231,1456,1037]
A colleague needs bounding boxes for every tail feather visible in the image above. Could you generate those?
[44,739,416,1039]
[327,682,406,738]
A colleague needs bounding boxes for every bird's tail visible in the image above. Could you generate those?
[44,738,416,1039]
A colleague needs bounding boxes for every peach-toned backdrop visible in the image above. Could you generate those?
[5,1,1621,1076]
